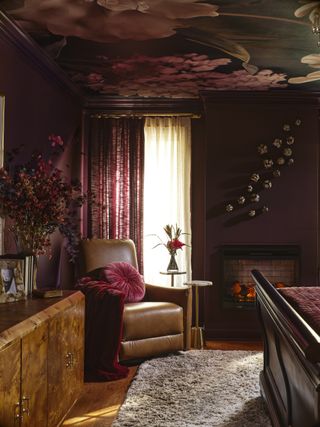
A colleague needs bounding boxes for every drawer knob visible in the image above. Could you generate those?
[65,352,75,368]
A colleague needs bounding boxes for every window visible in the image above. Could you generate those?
[143,117,191,286]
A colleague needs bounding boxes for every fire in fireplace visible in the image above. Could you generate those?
[221,245,300,309]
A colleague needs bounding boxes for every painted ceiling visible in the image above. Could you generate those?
[1,0,320,98]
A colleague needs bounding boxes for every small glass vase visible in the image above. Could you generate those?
[14,234,38,291]
[29,255,38,291]
[167,253,179,271]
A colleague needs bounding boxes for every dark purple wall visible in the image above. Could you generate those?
[197,91,319,338]
[0,30,82,288]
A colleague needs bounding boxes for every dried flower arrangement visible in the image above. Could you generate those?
[0,135,85,260]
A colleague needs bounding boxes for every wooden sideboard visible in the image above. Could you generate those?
[0,291,84,427]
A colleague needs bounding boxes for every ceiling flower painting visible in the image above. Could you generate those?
[0,0,320,97]
[4,0,219,42]
[70,54,287,98]
[288,1,320,85]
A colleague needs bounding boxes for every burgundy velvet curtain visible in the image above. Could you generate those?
[87,117,144,271]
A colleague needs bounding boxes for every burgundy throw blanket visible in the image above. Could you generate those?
[76,276,129,381]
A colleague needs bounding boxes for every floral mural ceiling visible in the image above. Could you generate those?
[1,0,320,98]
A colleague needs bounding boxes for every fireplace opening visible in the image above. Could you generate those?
[221,245,300,309]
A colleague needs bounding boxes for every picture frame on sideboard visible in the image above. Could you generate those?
[0,257,27,303]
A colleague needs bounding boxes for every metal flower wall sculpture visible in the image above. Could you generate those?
[225,119,302,219]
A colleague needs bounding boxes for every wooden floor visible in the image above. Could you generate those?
[62,340,263,427]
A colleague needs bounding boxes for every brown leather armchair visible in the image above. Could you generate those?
[78,238,192,362]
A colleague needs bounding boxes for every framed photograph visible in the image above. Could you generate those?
[0,258,27,303]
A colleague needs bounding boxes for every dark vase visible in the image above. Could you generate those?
[14,234,34,256]
[167,253,179,271]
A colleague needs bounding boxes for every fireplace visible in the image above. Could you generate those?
[221,245,300,309]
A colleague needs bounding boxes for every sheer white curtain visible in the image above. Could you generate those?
[143,117,191,286]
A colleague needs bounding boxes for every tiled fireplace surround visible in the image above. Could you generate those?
[203,244,304,340]
[221,245,300,310]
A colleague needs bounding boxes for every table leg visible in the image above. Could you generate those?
[191,286,204,349]
[171,275,174,287]
[195,286,199,328]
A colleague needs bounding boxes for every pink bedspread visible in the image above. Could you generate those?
[279,287,320,336]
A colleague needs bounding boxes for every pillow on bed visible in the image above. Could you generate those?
[101,262,145,303]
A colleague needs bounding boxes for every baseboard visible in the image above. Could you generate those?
[204,328,261,341]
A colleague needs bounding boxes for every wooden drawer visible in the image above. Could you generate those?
[0,291,84,427]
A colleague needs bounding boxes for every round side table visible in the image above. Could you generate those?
[184,280,213,349]
[160,270,187,287]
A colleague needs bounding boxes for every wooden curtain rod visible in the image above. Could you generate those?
[89,113,201,119]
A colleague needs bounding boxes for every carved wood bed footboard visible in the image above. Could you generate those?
[251,269,320,427]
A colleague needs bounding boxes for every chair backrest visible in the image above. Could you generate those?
[78,239,138,276]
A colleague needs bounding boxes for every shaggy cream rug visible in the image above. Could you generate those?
[112,350,272,427]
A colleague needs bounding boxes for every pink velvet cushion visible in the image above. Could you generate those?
[101,262,145,303]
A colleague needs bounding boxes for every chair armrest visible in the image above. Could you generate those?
[144,283,192,350]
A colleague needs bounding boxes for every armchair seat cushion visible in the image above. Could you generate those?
[122,302,183,341]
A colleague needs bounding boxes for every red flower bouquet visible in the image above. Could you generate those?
[163,224,187,255]
[153,224,189,271]
[0,135,85,260]
[153,224,188,254]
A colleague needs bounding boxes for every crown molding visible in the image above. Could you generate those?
[83,96,203,114]
[200,90,320,106]
[0,11,84,103]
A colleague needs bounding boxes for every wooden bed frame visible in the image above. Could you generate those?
[251,269,320,427]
